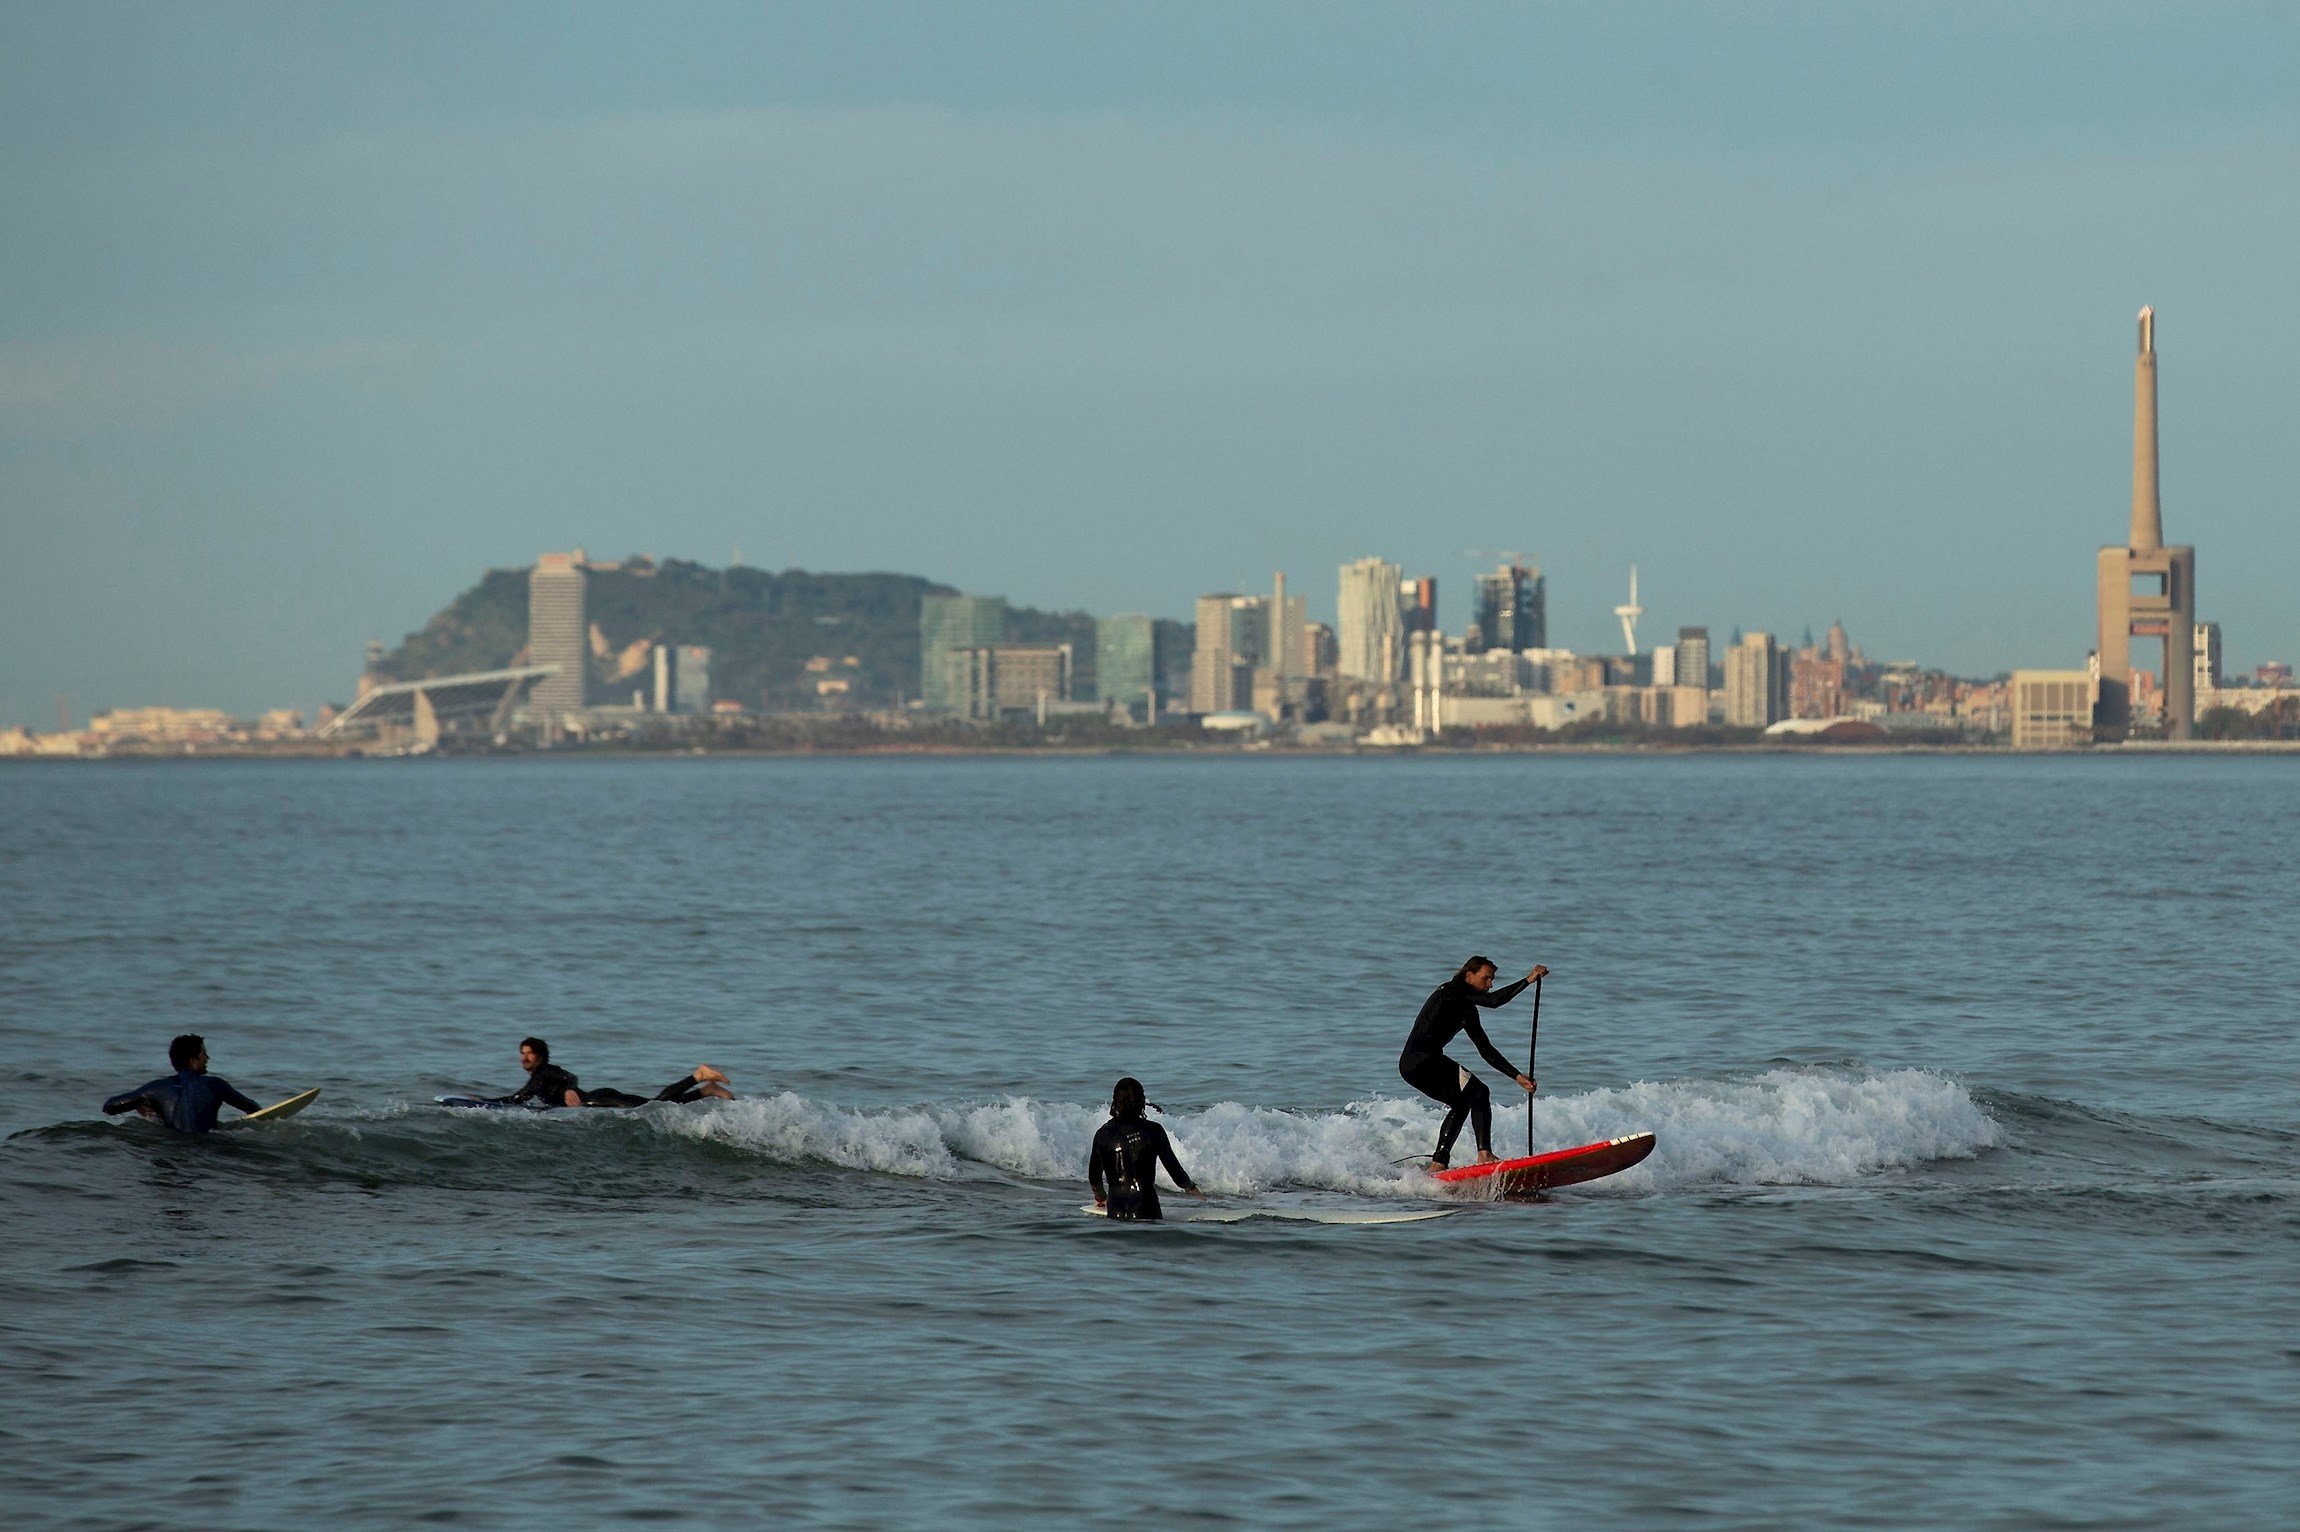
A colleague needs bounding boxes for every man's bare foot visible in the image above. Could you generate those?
[693,1065,729,1085]
[1474,1150,1502,1166]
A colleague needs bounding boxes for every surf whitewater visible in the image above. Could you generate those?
[354,1066,2003,1199]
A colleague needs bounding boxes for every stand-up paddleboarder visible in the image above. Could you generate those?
[1398,957,1545,1169]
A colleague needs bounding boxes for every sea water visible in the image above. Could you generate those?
[0,755,2292,1529]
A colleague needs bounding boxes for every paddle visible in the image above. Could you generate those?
[1526,973,1542,1159]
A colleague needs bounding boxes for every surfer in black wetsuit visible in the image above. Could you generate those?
[1399,957,1544,1169]
[101,1034,261,1134]
[495,1037,735,1109]
[1088,1077,1204,1221]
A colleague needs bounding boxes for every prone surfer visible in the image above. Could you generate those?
[493,1037,735,1109]
[1088,1077,1204,1221]
[1398,956,1544,1170]
[101,1034,261,1134]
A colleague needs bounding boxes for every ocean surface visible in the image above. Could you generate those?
[1,754,2293,1529]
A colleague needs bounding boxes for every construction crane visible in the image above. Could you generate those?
[1614,566,1645,656]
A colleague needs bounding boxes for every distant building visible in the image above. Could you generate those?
[1789,654,1848,720]
[1096,614,1163,713]
[2012,669,2096,750]
[943,644,1073,720]
[652,643,713,713]
[1673,627,1711,696]
[1470,564,1545,654]
[529,551,588,719]
[1723,632,1789,727]
[1402,576,1438,634]
[1337,557,1406,682]
[2194,621,2222,698]
[1304,622,1338,678]
[2095,307,2196,739]
[1190,593,1264,714]
[920,594,1007,709]
[88,707,240,743]
[1649,644,1677,688]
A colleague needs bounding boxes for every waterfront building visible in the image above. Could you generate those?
[1673,627,1711,695]
[2013,669,2096,750]
[1191,593,1266,714]
[941,644,1073,721]
[1402,576,1438,634]
[1097,614,1162,713]
[920,594,1007,709]
[1470,564,1546,654]
[652,644,714,713]
[1304,622,1338,678]
[86,707,240,743]
[1649,644,1677,688]
[2095,307,2197,739]
[2194,621,2222,699]
[529,551,587,720]
[1724,632,1789,728]
[1337,557,1406,682]
[1790,654,1848,720]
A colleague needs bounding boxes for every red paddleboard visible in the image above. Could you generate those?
[1430,1131,1656,1198]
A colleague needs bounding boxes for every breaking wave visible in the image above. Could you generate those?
[640,1065,2002,1197]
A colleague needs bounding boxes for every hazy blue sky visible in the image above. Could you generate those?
[4,2,2296,721]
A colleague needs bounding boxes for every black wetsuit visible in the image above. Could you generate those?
[1088,1117,1195,1221]
[1398,976,1531,1167]
[101,1070,261,1134]
[497,1064,716,1109]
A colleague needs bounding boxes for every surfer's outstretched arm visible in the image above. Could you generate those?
[215,1079,261,1115]
[1151,1124,1203,1197]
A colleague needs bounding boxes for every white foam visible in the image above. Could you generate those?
[644,1067,2001,1198]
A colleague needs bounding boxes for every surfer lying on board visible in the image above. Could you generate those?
[1399,957,1545,1170]
[101,1034,261,1134]
[1089,1077,1205,1221]
[494,1037,736,1109]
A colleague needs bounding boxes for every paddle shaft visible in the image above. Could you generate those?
[1526,974,1542,1158]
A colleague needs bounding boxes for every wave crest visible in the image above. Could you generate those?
[642,1066,2000,1197]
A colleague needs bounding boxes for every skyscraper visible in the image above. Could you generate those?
[1190,594,1263,713]
[1723,632,1788,727]
[1674,627,1711,695]
[2095,306,2196,739]
[1471,563,1545,654]
[528,551,587,720]
[1402,576,1438,634]
[1337,557,1405,682]
[1097,614,1161,712]
[920,594,1007,709]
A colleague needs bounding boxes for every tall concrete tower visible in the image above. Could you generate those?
[2095,307,2196,739]
[529,551,588,723]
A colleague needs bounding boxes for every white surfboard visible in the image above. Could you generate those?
[231,1087,320,1125]
[1081,1203,1451,1225]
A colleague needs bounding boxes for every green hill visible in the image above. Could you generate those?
[373,558,1189,710]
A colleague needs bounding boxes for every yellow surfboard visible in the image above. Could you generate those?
[233,1087,320,1125]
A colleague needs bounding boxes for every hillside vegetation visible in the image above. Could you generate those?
[374,559,1187,709]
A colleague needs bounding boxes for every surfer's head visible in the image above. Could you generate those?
[169,1034,207,1072]
[520,1037,549,1070]
[1456,956,1497,991]
[1110,1077,1147,1120]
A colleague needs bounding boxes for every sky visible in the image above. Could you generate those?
[3,1,2297,722]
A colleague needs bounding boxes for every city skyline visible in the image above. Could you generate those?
[6,6,2300,722]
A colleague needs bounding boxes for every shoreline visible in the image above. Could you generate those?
[10,739,2300,763]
